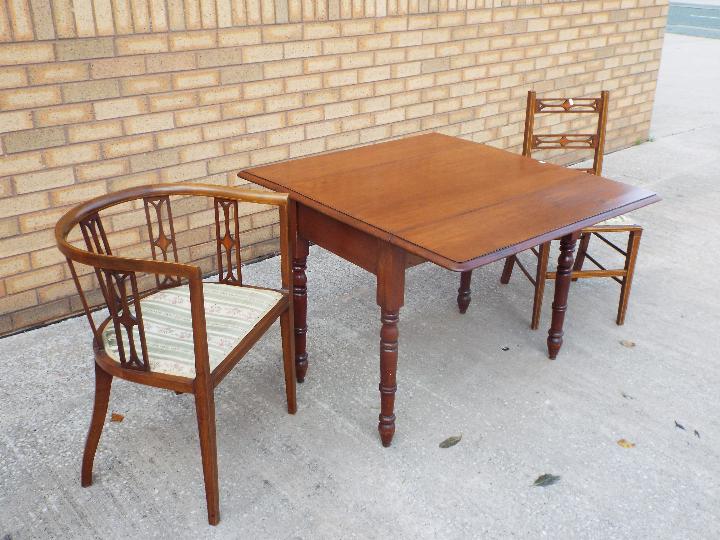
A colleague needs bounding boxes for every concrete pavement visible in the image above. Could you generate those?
[1,33,719,539]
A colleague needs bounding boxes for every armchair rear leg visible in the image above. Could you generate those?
[280,308,297,414]
[81,362,113,487]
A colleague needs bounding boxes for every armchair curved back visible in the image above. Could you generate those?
[55,183,291,376]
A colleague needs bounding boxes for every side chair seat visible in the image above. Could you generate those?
[595,213,637,227]
[102,282,283,378]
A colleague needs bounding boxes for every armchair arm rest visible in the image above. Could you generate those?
[59,245,198,279]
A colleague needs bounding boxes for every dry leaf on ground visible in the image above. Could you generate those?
[620,340,636,348]
[533,474,561,487]
[439,435,462,448]
[110,412,125,422]
[617,438,636,448]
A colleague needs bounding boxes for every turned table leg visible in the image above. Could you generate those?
[457,270,472,314]
[379,308,400,446]
[547,232,579,359]
[376,243,406,447]
[293,236,310,382]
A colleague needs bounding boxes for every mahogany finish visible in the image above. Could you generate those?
[56,183,296,526]
[292,235,309,382]
[457,271,472,314]
[81,363,112,488]
[376,243,406,447]
[214,197,244,286]
[496,91,648,328]
[243,133,656,271]
[547,233,579,359]
[239,133,659,447]
[143,195,181,289]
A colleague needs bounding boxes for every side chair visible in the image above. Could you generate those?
[457,90,643,328]
[55,183,297,525]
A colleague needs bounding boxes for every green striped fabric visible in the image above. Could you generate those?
[102,283,282,378]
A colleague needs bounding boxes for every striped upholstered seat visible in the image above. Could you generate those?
[102,283,283,378]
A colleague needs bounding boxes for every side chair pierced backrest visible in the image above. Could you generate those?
[522,90,610,175]
[55,183,297,526]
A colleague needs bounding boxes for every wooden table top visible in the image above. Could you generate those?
[240,133,660,271]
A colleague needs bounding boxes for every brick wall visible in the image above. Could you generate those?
[0,0,667,335]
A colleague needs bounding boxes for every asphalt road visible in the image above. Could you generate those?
[668,2,720,38]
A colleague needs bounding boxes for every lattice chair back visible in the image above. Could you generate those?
[75,209,152,371]
[522,90,610,176]
[55,183,290,376]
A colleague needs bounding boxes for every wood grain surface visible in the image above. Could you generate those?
[241,133,659,271]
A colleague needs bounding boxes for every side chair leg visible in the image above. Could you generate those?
[616,229,642,326]
[280,309,297,414]
[81,362,113,488]
[195,387,220,525]
[531,242,551,330]
[572,233,591,281]
[500,255,516,284]
[457,271,472,314]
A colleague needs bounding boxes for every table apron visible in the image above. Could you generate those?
[296,202,596,277]
[298,204,380,275]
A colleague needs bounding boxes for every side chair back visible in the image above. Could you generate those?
[521,90,610,175]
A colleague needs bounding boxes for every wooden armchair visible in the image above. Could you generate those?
[457,90,644,328]
[55,183,296,525]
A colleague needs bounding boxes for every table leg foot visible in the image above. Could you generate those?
[547,233,578,359]
[379,424,395,448]
[293,237,309,382]
[457,271,472,314]
[378,307,399,447]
